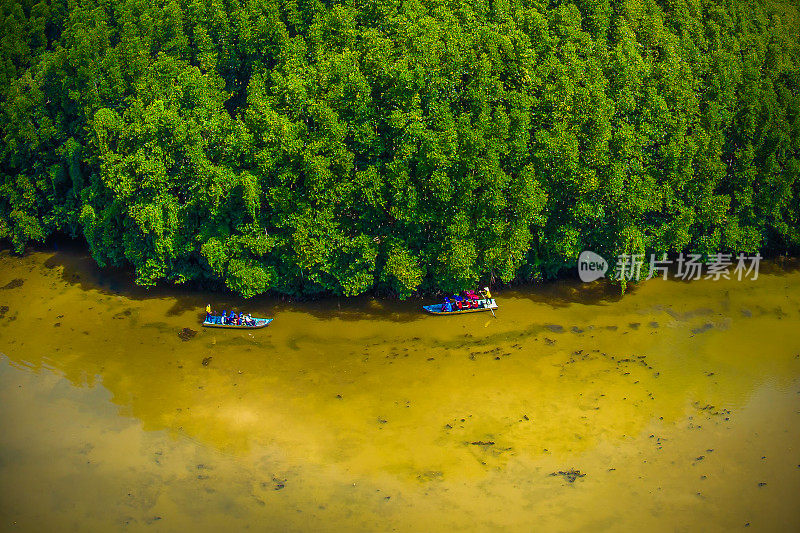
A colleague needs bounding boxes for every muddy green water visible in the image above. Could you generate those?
[1,247,799,532]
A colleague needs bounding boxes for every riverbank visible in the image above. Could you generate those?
[10,235,798,303]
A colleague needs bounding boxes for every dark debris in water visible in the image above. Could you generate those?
[0,306,9,318]
[202,356,212,366]
[178,328,197,341]
[113,309,133,320]
[1,278,24,290]
[691,323,714,334]
[470,441,495,446]
[264,476,286,490]
[545,324,564,333]
[550,469,586,482]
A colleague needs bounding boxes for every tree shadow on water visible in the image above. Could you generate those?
[293,295,425,323]
[40,248,209,317]
[659,255,800,285]
[505,277,634,308]
[759,256,800,276]
[33,241,424,323]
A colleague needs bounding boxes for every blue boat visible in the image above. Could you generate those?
[423,299,498,315]
[202,316,273,329]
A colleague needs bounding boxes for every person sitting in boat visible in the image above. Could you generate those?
[481,287,492,299]
[221,310,227,324]
[442,297,452,312]
[245,313,254,326]
[229,311,236,324]
[237,312,243,325]
[205,304,212,322]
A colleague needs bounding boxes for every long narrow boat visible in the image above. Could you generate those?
[423,299,498,315]
[202,316,273,329]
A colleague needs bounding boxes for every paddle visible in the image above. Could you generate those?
[480,290,496,318]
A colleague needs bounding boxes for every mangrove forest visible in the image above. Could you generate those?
[1,0,798,297]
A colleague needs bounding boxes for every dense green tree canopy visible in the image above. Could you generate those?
[1,0,798,297]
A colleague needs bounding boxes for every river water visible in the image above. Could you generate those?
[0,246,799,532]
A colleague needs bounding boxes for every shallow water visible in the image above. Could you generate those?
[1,246,799,532]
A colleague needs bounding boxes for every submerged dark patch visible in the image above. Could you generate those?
[691,323,713,334]
[550,469,586,482]
[178,328,198,341]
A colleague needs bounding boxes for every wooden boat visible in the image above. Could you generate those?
[202,316,273,329]
[423,299,498,315]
